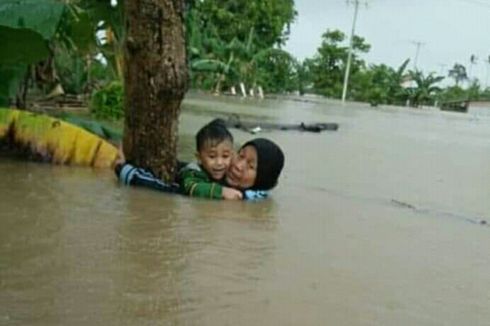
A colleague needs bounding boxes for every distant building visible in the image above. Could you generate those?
[400,76,416,89]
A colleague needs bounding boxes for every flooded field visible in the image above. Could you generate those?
[1,94,490,325]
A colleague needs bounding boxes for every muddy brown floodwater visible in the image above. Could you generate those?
[1,93,490,325]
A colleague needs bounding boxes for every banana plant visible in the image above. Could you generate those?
[190,30,245,93]
[0,0,125,108]
[0,107,118,167]
[406,70,444,107]
[387,58,411,103]
[0,0,65,107]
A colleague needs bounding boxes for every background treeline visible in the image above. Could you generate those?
[1,0,489,119]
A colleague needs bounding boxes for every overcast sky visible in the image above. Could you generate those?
[284,0,490,86]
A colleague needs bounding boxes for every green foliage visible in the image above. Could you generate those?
[56,9,95,55]
[366,88,385,107]
[0,0,64,39]
[189,0,296,49]
[0,0,126,106]
[439,85,467,102]
[405,70,444,107]
[479,87,490,101]
[0,64,28,106]
[58,114,122,142]
[306,29,370,98]
[54,51,87,94]
[54,0,125,84]
[54,48,111,94]
[254,48,298,93]
[466,80,481,101]
[448,63,467,86]
[354,64,443,108]
[5,0,485,107]
[438,80,486,104]
[341,59,412,106]
[0,0,65,105]
[0,26,50,65]
[186,0,297,93]
[90,81,124,120]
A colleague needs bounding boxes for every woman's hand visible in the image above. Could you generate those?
[222,187,243,200]
[115,144,126,165]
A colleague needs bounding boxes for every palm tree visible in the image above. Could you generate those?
[468,54,477,82]
[448,63,468,86]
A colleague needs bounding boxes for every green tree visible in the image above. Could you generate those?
[406,70,444,107]
[356,59,410,105]
[438,85,467,103]
[254,48,298,93]
[466,80,481,100]
[186,0,297,94]
[306,29,370,98]
[188,0,296,50]
[296,60,310,95]
[448,63,468,86]
[190,27,298,95]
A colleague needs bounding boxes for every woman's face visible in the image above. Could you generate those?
[225,145,258,189]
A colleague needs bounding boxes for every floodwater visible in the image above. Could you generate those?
[1,93,490,325]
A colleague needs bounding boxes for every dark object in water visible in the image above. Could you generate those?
[225,114,339,134]
[390,199,416,210]
[439,100,469,113]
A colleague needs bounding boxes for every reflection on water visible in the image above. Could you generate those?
[1,94,490,325]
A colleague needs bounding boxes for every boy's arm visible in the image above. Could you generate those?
[115,162,180,193]
[179,168,223,199]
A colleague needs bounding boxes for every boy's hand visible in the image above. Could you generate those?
[222,187,243,200]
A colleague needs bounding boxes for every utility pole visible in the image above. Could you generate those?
[486,55,490,89]
[411,41,425,70]
[341,0,362,104]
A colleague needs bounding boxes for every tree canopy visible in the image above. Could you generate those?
[188,0,296,49]
[1,0,488,112]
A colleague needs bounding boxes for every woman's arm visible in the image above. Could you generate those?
[243,189,268,200]
[115,162,180,193]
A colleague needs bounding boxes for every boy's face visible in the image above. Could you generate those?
[197,139,234,181]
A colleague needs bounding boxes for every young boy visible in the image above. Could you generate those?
[178,119,243,200]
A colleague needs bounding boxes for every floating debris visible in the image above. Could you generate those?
[224,114,339,134]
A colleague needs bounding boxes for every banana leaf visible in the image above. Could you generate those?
[0,108,118,167]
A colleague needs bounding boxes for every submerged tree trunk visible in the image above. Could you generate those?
[123,0,187,181]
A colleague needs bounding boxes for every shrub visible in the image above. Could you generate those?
[90,81,124,119]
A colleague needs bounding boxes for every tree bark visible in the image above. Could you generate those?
[123,0,188,181]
